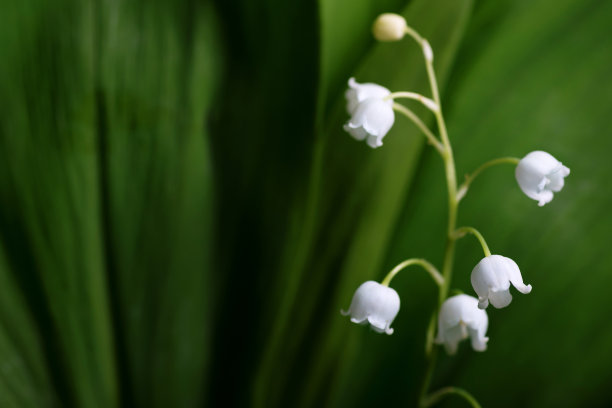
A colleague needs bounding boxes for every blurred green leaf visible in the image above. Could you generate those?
[0,245,56,407]
[0,0,218,407]
[96,1,218,406]
[0,1,119,406]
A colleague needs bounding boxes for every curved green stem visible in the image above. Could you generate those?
[404,25,424,44]
[381,258,443,287]
[457,157,520,201]
[400,22,483,408]
[392,103,444,153]
[386,92,439,112]
[423,387,482,408]
[453,226,491,257]
[407,25,461,408]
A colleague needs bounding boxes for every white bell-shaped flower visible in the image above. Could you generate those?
[471,255,532,310]
[435,294,488,355]
[345,77,391,114]
[341,280,400,334]
[515,151,570,206]
[344,78,395,149]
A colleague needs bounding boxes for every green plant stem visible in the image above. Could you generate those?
[381,258,444,287]
[453,226,491,257]
[386,92,439,112]
[404,25,425,44]
[414,28,461,408]
[457,157,520,201]
[423,386,482,408]
[392,103,444,153]
[400,23,485,408]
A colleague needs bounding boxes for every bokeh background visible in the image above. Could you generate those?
[1,0,611,406]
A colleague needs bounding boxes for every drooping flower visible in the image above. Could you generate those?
[372,13,407,42]
[341,280,400,334]
[344,78,395,148]
[471,255,532,310]
[515,151,570,206]
[435,294,488,355]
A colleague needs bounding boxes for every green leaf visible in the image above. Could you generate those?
[0,1,118,406]
[96,1,218,406]
[0,0,219,406]
[0,245,56,407]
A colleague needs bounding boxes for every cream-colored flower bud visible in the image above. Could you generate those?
[372,13,407,42]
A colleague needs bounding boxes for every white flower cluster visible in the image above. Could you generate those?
[340,14,570,358]
[341,254,532,352]
[341,78,569,352]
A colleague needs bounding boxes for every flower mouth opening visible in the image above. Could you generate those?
[459,321,468,339]
[549,163,569,176]
[537,177,550,193]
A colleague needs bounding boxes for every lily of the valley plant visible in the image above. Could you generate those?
[341,13,570,408]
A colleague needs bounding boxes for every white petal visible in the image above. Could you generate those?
[499,257,532,294]
[343,123,368,141]
[345,78,391,115]
[492,255,532,294]
[521,151,561,174]
[360,99,395,136]
[368,316,393,334]
[437,295,488,354]
[560,165,570,176]
[537,177,550,192]
[537,190,554,207]
[349,316,368,325]
[471,256,511,299]
[548,164,570,192]
[344,98,395,148]
[488,289,513,308]
[468,327,488,352]
[366,134,383,148]
[477,297,489,310]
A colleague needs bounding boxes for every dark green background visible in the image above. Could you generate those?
[1,0,610,406]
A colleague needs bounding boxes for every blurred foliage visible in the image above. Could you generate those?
[0,0,611,407]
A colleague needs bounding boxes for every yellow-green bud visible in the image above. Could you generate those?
[372,13,407,42]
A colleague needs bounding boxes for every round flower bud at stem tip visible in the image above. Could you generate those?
[372,13,407,42]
